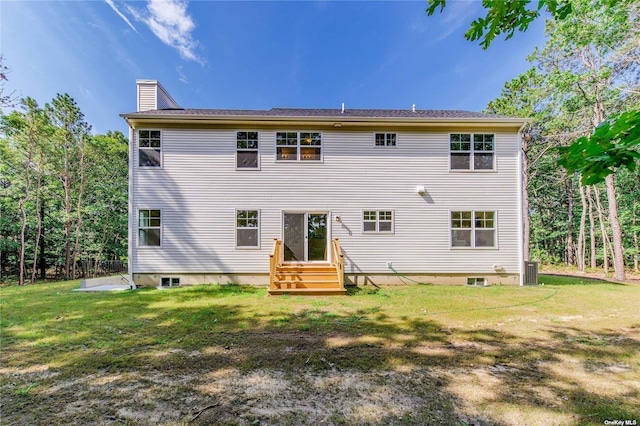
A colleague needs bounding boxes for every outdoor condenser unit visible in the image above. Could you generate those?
[524,261,538,285]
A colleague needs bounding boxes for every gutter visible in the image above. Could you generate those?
[120,113,528,129]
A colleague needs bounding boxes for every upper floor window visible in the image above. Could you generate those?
[236,209,260,248]
[450,134,494,170]
[451,211,495,248]
[139,130,162,167]
[363,210,394,233]
[236,131,259,169]
[375,133,396,147]
[276,132,322,161]
[139,209,161,246]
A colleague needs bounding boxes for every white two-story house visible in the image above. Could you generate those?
[121,80,527,294]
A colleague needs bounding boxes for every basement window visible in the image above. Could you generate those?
[160,277,180,287]
[467,277,487,286]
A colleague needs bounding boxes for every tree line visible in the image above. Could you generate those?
[477,0,639,280]
[0,89,128,284]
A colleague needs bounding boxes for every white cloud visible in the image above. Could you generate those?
[105,0,138,33]
[126,0,203,64]
[177,65,188,84]
[435,0,478,41]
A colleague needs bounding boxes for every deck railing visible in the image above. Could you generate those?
[331,238,345,289]
[269,238,282,288]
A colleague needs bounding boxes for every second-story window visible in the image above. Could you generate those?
[236,132,259,169]
[375,133,396,147]
[450,133,495,170]
[276,132,322,161]
[139,130,162,167]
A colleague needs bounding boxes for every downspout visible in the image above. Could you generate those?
[517,121,527,286]
[127,122,136,288]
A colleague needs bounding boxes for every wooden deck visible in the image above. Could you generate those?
[269,239,346,296]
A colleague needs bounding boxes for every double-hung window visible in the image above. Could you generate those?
[139,130,162,167]
[276,132,322,161]
[450,134,495,170]
[236,210,259,248]
[375,133,397,147]
[139,209,161,246]
[363,210,393,233]
[236,131,259,169]
[451,211,495,248]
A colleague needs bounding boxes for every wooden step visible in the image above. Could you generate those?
[269,287,347,296]
[277,266,337,273]
[272,280,341,289]
[275,274,338,282]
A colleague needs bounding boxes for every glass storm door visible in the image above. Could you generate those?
[283,212,328,262]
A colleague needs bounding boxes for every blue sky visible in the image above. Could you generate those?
[1,1,546,135]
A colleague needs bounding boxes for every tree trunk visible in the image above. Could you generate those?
[18,143,35,286]
[72,143,86,279]
[578,184,587,272]
[594,186,609,274]
[605,174,626,281]
[39,200,46,279]
[31,172,42,283]
[586,186,596,269]
[633,200,638,273]
[566,178,575,266]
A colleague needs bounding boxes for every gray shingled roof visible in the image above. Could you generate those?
[124,107,509,119]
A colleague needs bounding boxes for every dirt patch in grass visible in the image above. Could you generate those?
[2,331,482,426]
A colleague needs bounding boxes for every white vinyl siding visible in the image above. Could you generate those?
[137,83,157,112]
[131,129,520,275]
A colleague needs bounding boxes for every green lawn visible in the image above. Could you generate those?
[1,275,639,425]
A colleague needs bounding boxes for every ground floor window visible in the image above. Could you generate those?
[139,209,161,246]
[236,209,260,248]
[451,211,495,247]
[363,210,393,233]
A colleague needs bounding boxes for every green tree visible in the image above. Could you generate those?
[45,94,92,279]
[426,0,573,49]
[1,98,51,285]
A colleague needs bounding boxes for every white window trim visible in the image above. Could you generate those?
[373,132,398,148]
[362,210,394,234]
[449,210,498,249]
[235,130,261,171]
[235,209,261,249]
[275,131,324,162]
[137,129,163,169]
[138,208,162,248]
[448,133,496,172]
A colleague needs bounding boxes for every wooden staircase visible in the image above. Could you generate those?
[269,239,346,296]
